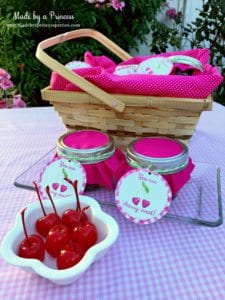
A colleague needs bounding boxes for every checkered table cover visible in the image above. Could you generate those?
[0,104,225,300]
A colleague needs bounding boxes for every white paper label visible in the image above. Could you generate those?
[38,157,86,200]
[115,168,172,224]
[138,57,173,75]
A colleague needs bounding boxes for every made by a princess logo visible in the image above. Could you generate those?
[5,10,80,28]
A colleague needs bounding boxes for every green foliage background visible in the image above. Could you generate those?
[1,0,224,106]
[185,0,225,105]
[149,0,225,105]
[0,0,165,106]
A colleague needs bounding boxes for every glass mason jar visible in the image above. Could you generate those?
[115,137,195,196]
[57,130,125,190]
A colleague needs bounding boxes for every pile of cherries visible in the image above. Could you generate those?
[18,179,98,270]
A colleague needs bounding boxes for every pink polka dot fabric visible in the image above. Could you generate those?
[50,49,223,99]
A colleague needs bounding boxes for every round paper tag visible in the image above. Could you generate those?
[169,55,203,71]
[114,64,138,75]
[39,157,87,200]
[65,61,90,70]
[115,169,172,224]
[137,57,173,75]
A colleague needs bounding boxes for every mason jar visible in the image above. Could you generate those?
[57,130,125,190]
[115,137,195,196]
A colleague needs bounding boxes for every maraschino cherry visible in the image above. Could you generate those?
[18,208,45,261]
[34,182,61,237]
[56,240,86,270]
[45,224,71,257]
[57,207,90,269]
[62,179,87,230]
[72,206,98,251]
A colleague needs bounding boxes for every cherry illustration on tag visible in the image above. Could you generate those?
[60,185,67,193]
[132,197,140,205]
[52,183,59,190]
[39,157,87,200]
[115,169,172,225]
[142,199,150,208]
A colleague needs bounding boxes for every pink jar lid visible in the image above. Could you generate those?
[127,137,189,174]
[57,130,115,164]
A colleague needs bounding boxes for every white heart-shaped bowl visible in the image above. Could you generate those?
[0,195,119,285]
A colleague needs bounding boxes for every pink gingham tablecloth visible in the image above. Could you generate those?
[0,104,225,300]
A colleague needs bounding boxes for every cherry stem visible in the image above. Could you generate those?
[21,208,31,245]
[74,206,89,241]
[74,180,81,213]
[64,178,81,212]
[45,186,58,215]
[33,181,46,216]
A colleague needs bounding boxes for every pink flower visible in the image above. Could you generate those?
[0,69,25,108]
[13,95,26,108]
[86,0,125,10]
[0,78,14,90]
[112,0,125,11]
[0,68,10,81]
[166,8,177,20]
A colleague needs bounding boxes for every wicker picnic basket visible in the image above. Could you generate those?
[36,28,212,150]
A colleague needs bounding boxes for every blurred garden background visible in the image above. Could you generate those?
[0,0,224,107]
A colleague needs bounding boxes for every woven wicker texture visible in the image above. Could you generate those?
[36,29,213,150]
[41,88,212,149]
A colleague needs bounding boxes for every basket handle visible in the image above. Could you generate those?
[36,28,132,112]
